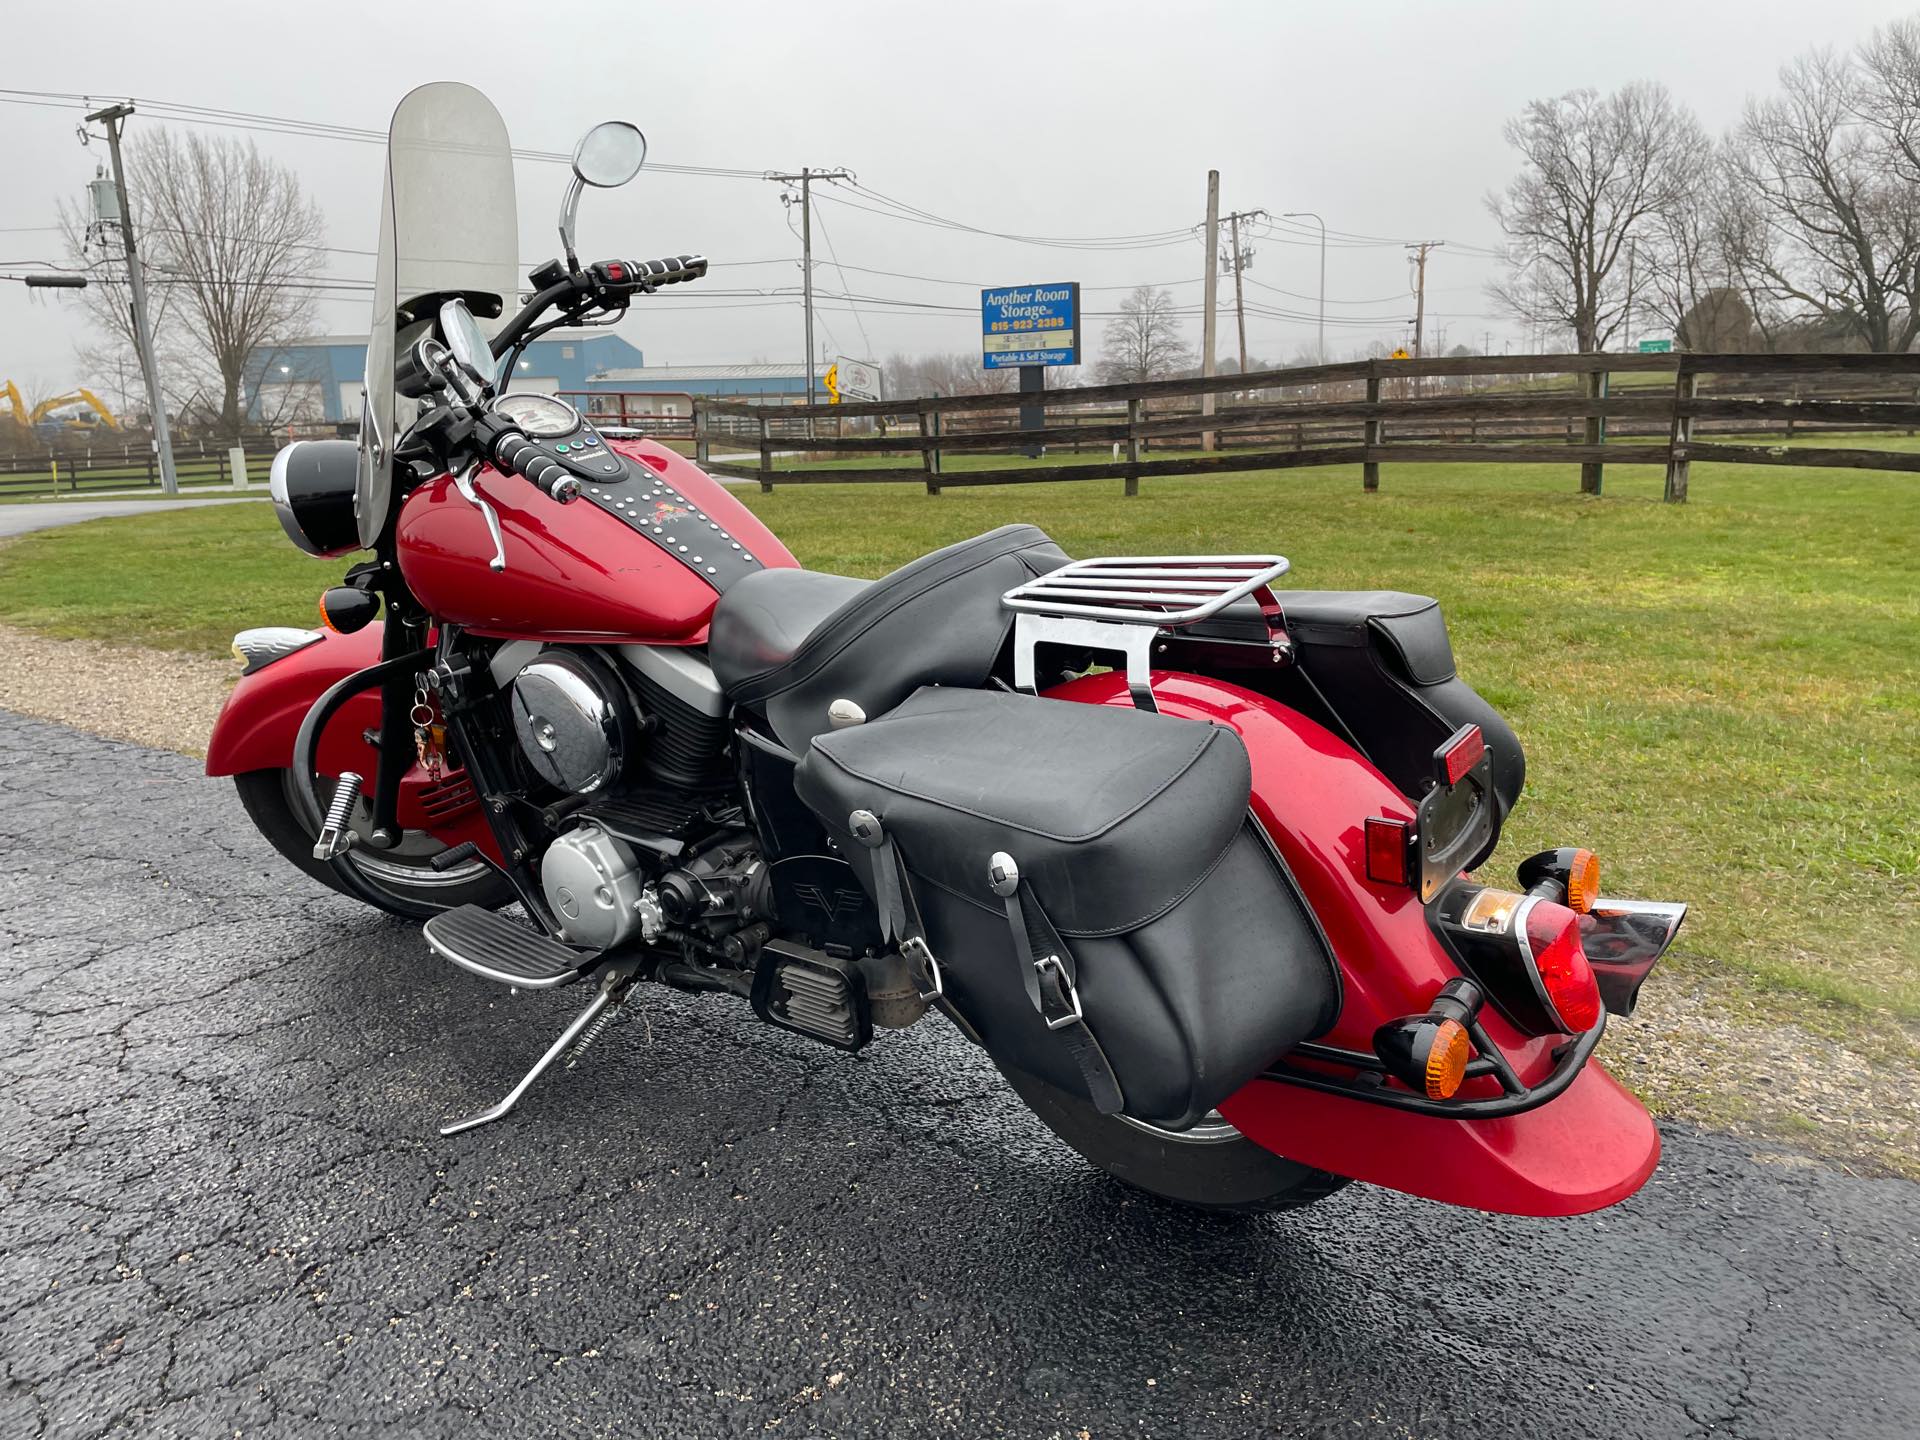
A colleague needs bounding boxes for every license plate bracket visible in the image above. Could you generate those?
[1414,736,1495,902]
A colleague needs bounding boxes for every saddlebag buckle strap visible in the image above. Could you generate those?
[992,851,1126,1115]
[901,934,944,1002]
[854,811,946,1003]
[1032,952,1083,1031]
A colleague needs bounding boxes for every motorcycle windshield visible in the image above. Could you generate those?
[357,82,518,548]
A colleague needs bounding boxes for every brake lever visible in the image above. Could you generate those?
[451,463,508,573]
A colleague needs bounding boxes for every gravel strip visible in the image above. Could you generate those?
[2,620,1914,1176]
[0,624,234,758]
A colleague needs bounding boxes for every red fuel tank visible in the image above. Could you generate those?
[395,438,797,644]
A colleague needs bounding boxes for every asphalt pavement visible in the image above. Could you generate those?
[0,497,260,539]
[1,709,1915,1439]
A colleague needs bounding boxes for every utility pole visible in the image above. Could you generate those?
[1218,207,1267,378]
[1405,240,1444,360]
[1405,239,1443,397]
[84,103,177,495]
[1200,170,1220,451]
[765,167,853,432]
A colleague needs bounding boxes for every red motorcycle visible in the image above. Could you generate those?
[211,83,1687,1216]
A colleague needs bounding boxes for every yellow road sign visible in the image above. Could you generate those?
[823,364,840,403]
[1389,347,1410,360]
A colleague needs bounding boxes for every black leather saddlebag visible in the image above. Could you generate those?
[793,687,1339,1129]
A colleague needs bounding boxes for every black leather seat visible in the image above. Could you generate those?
[708,524,1068,749]
[705,569,869,693]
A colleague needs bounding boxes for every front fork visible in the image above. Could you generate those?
[288,614,550,925]
[368,609,424,847]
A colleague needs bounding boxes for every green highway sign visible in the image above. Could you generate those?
[1637,338,1673,353]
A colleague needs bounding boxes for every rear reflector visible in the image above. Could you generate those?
[1438,724,1486,786]
[1364,816,1412,886]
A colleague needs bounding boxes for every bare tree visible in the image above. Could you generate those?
[58,175,191,423]
[1487,83,1707,352]
[880,351,1015,397]
[1857,17,1920,184]
[62,128,324,438]
[1097,286,1193,382]
[1725,48,1920,352]
[1634,153,1723,343]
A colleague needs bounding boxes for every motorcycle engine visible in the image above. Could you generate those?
[543,822,659,949]
[509,650,635,795]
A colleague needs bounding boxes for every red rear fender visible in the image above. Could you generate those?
[1045,670,1659,1216]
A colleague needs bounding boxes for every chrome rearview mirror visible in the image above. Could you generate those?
[573,121,646,188]
[438,299,495,386]
[558,120,646,273]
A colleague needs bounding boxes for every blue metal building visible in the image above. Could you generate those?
[245,331,647,425]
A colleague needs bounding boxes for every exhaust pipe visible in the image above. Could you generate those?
[1579,897,1688,1017]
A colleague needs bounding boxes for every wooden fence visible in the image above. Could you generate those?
[691,351,1920,503]
[0,438,280,496]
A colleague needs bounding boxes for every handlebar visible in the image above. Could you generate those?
[479,419,582,504]
[593,254,709,290]
[490,254,707,358]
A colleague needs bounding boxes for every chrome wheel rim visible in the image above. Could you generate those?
[290,771,492,890]
[1115,1110,1243,1145]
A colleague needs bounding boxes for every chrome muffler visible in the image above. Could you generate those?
[1579,898,1689,1017]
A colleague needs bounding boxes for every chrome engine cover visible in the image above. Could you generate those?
[510,651,628,794]
[542,822,654,949]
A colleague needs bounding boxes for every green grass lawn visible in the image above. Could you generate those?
[1,449,1915,1035]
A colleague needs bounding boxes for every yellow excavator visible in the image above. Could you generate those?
[2,380,120,433]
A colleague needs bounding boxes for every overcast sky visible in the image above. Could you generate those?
[5,0,1917,396]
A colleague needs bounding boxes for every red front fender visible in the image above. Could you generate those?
[206,625,383,779]
[206,625,496,856]
[1045,670,1659,1217]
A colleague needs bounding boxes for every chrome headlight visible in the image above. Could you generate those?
[270,439,363,557]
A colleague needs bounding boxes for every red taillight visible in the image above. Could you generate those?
[1438,724,1485,786]
[1523,900,1602,1032]
[1364,816,1411,885]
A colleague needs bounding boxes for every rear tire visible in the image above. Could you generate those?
[998,1060,1351,1214]
[234,768,512,921]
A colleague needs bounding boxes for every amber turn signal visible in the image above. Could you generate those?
[1564,848,1600,914]
[1373,980,1483,1102]
[1516,846,1602,914]
[1424,1018,1471,1099]
[318,586,380,635]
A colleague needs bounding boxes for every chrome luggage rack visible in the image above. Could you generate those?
[1004,555,1290,712]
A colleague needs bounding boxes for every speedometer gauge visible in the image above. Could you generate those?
[491,393,581,438]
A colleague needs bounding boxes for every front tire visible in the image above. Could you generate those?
[998,1060,1351,1214]
[234,768,512,921]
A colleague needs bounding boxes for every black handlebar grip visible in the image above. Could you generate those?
[604,254,708,289]
[492,431,581,502]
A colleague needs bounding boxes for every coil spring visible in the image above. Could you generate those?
[564,1007,618,1069]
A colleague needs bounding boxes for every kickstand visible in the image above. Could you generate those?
[440,970,624,1137]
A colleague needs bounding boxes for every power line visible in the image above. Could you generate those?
[808,200,872,360]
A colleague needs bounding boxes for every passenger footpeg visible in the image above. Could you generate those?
[439,959,640,1137]
[423,904,598,990]
[312,771,362,861]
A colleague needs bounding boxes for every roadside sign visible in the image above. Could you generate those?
[1637,338,1673,353]
[1389,347,1410,360]
[981,282,1080,369]
[823,365,840,403]
[832,355,883,403]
